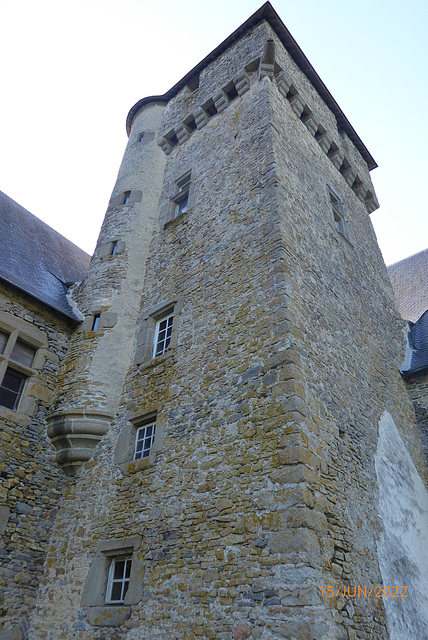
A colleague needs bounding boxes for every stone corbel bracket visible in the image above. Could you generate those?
[47,409,113,476]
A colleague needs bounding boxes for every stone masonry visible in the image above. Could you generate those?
[2,3,428,640]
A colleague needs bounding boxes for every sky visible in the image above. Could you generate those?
[1,0,427,266]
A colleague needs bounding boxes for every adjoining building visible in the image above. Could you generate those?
[1,4,428,639]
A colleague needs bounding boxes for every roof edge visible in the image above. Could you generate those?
[126,2,376,170]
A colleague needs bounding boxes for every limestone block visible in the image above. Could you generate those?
[87,606,131,627]
[365,193,380,213]
[341,166,357,187]
[353,183,368,202]
[288,94,305,118]
[193,107,209,130]
[259,62,274,80]
[328,148,344,170]
[234,71,250,96]
[303,115,318,136]
[270,527,320,554]
[316,131,332,154]
[276,70,291,99]
[158,137,173,155]
[175,123,191,145]
[213,91,229,114]
[0,505,10,534]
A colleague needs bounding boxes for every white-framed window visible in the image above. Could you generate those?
[173,172,191,217]
[152,313,173,358]
[105,556,132,604]
[134,421,156,460]
[328,187,353,245]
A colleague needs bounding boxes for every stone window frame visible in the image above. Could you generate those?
[160,169,196,228]
[108,189,142,209]
[81,536,143,628]
[134,299,183,366]
[328,185,354,246]
[0,312,47,417]
[79,308,118,334]
[114,410,164,475]
[98,238,126,261]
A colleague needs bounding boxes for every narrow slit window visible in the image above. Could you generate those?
[92,314,101,331]
[123,191,131,205]
[110,241,118,256]
[105,557,132,604]
[134,421,156,460]
[153,313,173,358]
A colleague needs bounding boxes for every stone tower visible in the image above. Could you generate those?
[22,3,428,639]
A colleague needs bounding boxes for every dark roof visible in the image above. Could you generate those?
[388,249,428,323]
[126,1,377,171]
[402,310,428,378]
[0,191,90,321]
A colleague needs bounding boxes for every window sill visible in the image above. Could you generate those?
[138,351,173,371]
[163,209,190,230]
[87,605,131,627]
[118,453,156,475]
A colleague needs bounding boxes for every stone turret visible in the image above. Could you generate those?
[47,102,167,475]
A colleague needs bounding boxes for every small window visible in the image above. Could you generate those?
[172,172,191,218]
[105,557,132,604]
[329,188,353,245]
[0,368,26,411]
[134,421,156,460]
[123,191,131,205]
[110,241,118,256]
[10,339,36,368]
[138,133,144,142]
[153,313,173,358]
[92,314,101,331]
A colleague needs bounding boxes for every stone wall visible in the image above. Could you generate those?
[0,284,73,639]
[27,16,428,640]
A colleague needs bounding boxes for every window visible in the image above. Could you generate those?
[92,314,101,331]
[11,339,36,367]
[153,313,173,358]
[172,172,191,218]
[105,557,132,604]
[0,368,26,411]
[138,132,144,142]
[0,332,38,411]
[134,421,156,460]
[329,187,353,245]
[110,241,118,256]
[123,191,131,205]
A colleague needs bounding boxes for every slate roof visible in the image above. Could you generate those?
[388,248,428,323]
[403,310,428,377]
[0,191,90,321]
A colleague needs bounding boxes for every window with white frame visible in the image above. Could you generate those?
[134,420,156,460]
[172,172,191,217]
[105,556,132,604]
[329,187,353,245]
[152,313,173,358]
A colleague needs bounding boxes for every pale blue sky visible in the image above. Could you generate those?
[1,0,427,265]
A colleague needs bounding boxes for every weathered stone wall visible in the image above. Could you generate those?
[0,284,72,639]
[27,17,427,640]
